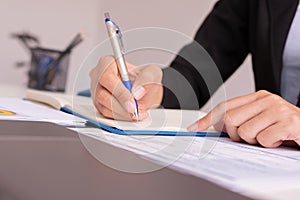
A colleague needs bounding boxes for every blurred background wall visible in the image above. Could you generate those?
[0,0,101,92]
[0,0,254,109]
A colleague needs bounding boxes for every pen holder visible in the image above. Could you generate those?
[28,47,70,92]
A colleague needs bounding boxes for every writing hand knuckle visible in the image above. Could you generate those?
[97,90,108,104]
[100,70,112,83]
[100,107,111,118]
[270,94,281,102]
[99,55,114,65]
[276,104,287,113]
[224,114,233,127]
[98,56,106,65]
[150,65,163,80]
[288,114,300,124]
[102,111,110,118]
[258,90,269,95]
[89,67,97,78]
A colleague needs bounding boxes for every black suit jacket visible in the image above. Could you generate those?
[162,0,300,109]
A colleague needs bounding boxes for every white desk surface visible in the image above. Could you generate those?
[1,85,300,200]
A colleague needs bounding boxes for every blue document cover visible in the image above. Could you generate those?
[61,107,228,137]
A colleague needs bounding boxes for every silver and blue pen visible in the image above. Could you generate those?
[104,12,139,119]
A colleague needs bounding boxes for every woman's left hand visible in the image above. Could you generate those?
[188,90,300,148]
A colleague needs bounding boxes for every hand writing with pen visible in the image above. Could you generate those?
[90,57,300,148]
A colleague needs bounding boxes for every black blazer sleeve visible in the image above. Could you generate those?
[161,0,250,109]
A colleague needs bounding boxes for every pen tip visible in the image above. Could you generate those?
[132,112,139,121]
[104,12,110,19]
[133,108,139,120]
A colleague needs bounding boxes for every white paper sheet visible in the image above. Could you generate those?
[0,98,86,126]
[73,127,300,200]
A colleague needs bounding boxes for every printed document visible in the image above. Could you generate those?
[74,127,300,199]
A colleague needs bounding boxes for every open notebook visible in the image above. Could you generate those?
[25,89,226,137]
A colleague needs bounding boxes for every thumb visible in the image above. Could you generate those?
[132,64,162,100]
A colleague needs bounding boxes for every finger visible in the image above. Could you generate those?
[256,122,288,148]
[213,120,227,132]
[100,76,136,113]
[222,95,277,143]
[95,86,131,117]
[224,94,288,144]
[211,111,242,142]
[224,95,271,126]
[96,55,137,83]
[95,57,137,113]
[95,86,149,121]
[237,109,278,144]
[132,64,162,100]
[126,62,140,71]
[188,90,271,132]
[222,90,271,111]
[95,101,148,121]
[224,121,242,142]
[138,83,163,110]
[132,85,146,101]
[95,102,130,120]
[90,55,116,98]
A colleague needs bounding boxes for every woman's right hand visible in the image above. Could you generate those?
[89,56,163,121]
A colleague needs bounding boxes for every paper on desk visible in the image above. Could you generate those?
[0,98,85,126]
[73,127,300,199]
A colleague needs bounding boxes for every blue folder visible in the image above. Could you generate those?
[61,106,228,138]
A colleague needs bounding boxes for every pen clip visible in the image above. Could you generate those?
[117,30,125,54]
[110,20,125,54]
[115,25,125,54]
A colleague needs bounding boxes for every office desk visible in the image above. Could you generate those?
[0,86,299,200]
[0,121,250,200]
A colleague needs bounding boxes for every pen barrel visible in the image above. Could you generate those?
[106,22,130,81]
[115,55,130,81]
[105,15,139,118]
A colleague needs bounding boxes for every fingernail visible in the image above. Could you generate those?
[133,86,146,100]
[125,100,136,112]
[187,122,198,132]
